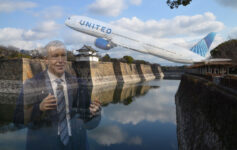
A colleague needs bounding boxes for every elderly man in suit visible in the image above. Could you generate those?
[14,40,101,150]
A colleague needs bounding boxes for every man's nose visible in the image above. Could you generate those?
[57,56,64,62]
[59,56,63,61]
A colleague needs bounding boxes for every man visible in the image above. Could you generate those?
[14,40,101,150]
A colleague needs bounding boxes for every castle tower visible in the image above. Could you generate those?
[75,45,100,62]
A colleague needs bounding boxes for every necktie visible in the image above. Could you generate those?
[55,78,69,146]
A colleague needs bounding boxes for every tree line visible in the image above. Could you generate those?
[100,54,159,65]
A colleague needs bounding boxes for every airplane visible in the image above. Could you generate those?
[65,15,217,64]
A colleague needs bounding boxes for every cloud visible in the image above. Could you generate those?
[215,0,237,9]
[129,0,142,5]
[33,20,61,33]
[63,28,96,50]
[127,136,142,145]
[87,0,142,16]
[33,6,64,19]
[103,81,179,125]
[88,125,125,146]
[88,125,142,146]
[111,12,224,38]
[0,20,61,49]
[228,27,237,39]
[0,0,37,13]
[88,0,125,17]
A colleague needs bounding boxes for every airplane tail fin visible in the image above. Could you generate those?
[190,32,216,57]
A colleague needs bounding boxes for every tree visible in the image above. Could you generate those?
[67,51,76,61]
[167,0,192,9]
[101,54,111,62]
[210,39,237,62]
[123,55,134,64]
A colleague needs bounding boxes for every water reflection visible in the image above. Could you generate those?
[0,93,18,124]
[101,81,177,125]
[88,125,142,146]
[88,80,179,150]
[88,83,157,106]
[0,80,179,150]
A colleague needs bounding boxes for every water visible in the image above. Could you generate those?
[0,79,180,150]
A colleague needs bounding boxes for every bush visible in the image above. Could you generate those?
[101,54,111,62]
[123,55,134,64]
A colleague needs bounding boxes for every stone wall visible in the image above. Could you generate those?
[0,58,163,93]
[151,64,164,79]
[139,64,156,81]
[90,62,117,85]
[0,59,22,81]
[74,61,163,85]
[175,74,237,150]
[0,59,22,98]
[114,62,141,83]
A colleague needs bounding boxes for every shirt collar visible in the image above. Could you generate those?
[47,70,66,83]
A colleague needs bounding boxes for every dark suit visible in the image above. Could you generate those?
[14,70,101,150]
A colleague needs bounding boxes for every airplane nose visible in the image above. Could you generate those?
[65,19,69,26]
[65,17,71,26]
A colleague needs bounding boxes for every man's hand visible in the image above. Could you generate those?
[89,100,101,116]
[39,93,57,111]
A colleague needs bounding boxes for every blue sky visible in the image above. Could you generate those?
[0,0,237,65]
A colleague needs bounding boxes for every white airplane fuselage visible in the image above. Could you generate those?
[65,16,207,64]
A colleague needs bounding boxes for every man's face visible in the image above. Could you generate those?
[47,47,67,77]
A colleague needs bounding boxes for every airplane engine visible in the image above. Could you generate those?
[95,38,115,50]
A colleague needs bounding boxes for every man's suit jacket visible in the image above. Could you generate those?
[14,70,90,125]
[14,70,100,150]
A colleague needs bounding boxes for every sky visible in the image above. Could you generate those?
[0,0,237,65]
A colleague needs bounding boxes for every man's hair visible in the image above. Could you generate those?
[42,40,66,57]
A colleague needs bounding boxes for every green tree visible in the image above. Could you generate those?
[101,54,111,62]
[123,97,133,105]
[67,51,76,61]
[210,39,237,62]
[123,55,134,64]
[167,0,192,9]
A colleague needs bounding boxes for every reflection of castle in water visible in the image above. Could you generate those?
[88,83,158,106]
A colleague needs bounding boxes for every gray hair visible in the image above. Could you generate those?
[41,40,66,57]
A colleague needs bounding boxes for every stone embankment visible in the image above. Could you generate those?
[74,61,163,85]
[0,58,163,98]
[175,74,237,150]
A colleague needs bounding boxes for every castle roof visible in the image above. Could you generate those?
[76,45,97,53]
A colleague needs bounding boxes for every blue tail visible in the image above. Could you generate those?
[190,32,216,57]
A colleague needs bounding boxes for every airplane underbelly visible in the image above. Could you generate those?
[71,26,105,38]
[146,47,195,64]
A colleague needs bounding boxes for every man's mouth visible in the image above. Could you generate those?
[56,65,65,70]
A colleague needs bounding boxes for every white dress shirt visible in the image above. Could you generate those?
[47,70,72,136]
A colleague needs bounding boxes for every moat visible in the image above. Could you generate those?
[0,79,179,150]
